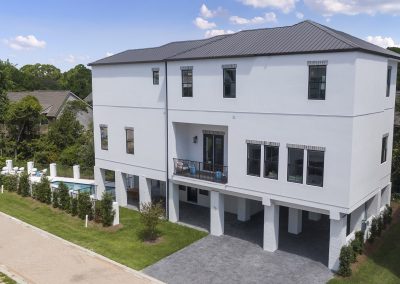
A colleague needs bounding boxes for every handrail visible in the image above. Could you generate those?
[173,158,228,184]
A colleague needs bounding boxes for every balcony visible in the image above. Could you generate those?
[173,158,228,184]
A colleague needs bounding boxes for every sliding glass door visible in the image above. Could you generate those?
[203,134,224,171]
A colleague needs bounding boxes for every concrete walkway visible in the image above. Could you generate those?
[0,213,162,284]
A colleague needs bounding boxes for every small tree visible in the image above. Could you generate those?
[139,201,165,241]
[52,190,59,208]
[353,231,364,254]
[368,217,379,243]
[3,174,18,192]
[71,197,78,216]
[383,205,393,225]
[36,176,51,204]
[338,245,352,277]
[18,171,30,197]
[101,192,115,227]
[77,192,93,220]
[58,182,70,211]
[377,215,384,236]
[93,200,102,223]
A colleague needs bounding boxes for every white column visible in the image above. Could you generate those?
[168,182,179,223]
[308,212,322,221]
[263,203,279,252]
[73,165,80,180]
[210,191,224,236]
[94,166,106,199]
[112,202,120,226]
[328,215,347,271]
[27,161,34,174]
[115,171,127,207]
[49,163,57,178]
[382,185,391,207]
[6,160,12,172]
[237,197,250,222]
[139,176,151,210]
[288,208,302,235]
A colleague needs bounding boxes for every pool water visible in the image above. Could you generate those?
[51,181,95,195]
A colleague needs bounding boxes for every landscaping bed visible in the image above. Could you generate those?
[0,191,207,270]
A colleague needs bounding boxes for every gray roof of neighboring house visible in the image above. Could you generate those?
[7,90,90,118]
[84,92,92,103]
[89,21,400,66]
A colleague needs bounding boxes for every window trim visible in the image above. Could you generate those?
[223,67,236,98]
[247,143,261,177]
[125,127,134,155]
[308,65,327,100]
[100,124,108,151]
[181,69,193,97]
[306,150,325,187]
[264,145,279,180]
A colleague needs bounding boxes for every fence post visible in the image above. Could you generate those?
[85,215,88,228]
[50,163,57,178]
[73,165,80,180]
[113,202,120,226]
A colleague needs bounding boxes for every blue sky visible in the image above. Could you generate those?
[1,0,399,71]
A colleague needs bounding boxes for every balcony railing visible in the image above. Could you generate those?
[173,158,228,184]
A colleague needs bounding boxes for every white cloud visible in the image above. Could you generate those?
[205,29,234,38]
[200,4,216,18]
[64,54,90,64]
[366,36,400,48]
[239,0,297,13]
[4,35,46,50]
[304,0,400,16]
[194,17,217,29]
[230,12,277,25]
[106,52,114,57]
[296,12,304,19]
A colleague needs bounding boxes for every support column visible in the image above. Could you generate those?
[6,160,12,172]
[94,166,106,200]
[73,165,80,179]
[210,191,224,236]
[139,176,151,209]
[168,182,179,223]
[237,197,250,222]
[115,171,127,207]
[382,185,391,207]
[328,215,347,271]
[288,208,302,235]
[112,202,120,226]
[27,161,34,174]
[263,203,279,252]
[49,163,57,178]
[308,212,322,221]
[368,192,381,217]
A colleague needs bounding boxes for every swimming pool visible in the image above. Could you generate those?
[51,181,95,195]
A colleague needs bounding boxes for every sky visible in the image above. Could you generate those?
[1,0,400,71]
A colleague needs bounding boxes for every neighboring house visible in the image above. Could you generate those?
[7,90,93,132]
[89,21,399,271]
[84,92,93,105]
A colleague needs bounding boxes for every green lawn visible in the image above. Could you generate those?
[0,272,16,284]
[329,205,400,284]
[0,191,207,270]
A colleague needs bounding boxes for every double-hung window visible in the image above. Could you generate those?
[247,144,261,176]
[223,67,236,98]
[264,145,279,179]
[308,65,326,100]
[287,148,304,183]
[381,135,388,163]
[100,125,108,150]
[125,127,134,154]
[306,150,324,187]
[386,66,392,97]
[181,68,193,97]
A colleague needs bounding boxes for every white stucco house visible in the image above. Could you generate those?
[89,21,399,271]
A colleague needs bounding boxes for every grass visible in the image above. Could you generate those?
[0,191,207,270]
[328,202,400,284]
[0,272,16,284]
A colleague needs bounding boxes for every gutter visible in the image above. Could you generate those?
[164,60,169,219]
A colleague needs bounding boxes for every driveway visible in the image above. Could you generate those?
[0,213,161,284]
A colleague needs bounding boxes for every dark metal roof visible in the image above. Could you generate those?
[89,21,400,66]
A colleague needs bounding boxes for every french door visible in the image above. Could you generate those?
[203,134,224,171]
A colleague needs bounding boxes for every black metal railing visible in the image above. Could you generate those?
[173,158,228,184]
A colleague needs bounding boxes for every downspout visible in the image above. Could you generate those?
[165,60,169,219]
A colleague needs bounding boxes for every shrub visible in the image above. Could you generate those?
[377,215,384,236]
[35,176,51,204]
[3,175,18,192]
[101,192,115,227]
[93,200,102,223]
[18,172,30,197]
[368,217,379,243]
[52,190,59,208]
[58,182,70,211]
[338,245,352,277]
[350,238,362,256]
[139,201,165,241]
[71,197,78,216]
[354,231,364,254]
[77,192,93,220]
[383,205,393,225]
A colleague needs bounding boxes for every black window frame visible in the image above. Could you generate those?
[100,125,108,150]
[153,70,159,85]
[381,135,388,163]
[306,150,325,187]
[199,189,209,196]
[125,128,134,155]
[386,66,392,97]
[223,68,236,98]
[264,145,279,180]
[308,65,327,100]
[247,143,261,177]
[181,69,193,97]
[287,148,304,184]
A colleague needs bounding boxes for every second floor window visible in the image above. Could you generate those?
[287,148,304,183]
[247,144,261,176]
[182,69,193,97]
[306,150,324,187]
[386,66,392,97]
[308,65,326,100]
[126,128,134,154]
[381,135,388,163]
[100,125,108,150]
[264,145,279,179]
[153,70,159,85]
[223,68,236,98]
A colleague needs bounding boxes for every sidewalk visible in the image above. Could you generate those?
[0,213,162,284]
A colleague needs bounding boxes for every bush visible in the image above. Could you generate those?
[383,205,393,225]
[350,238,362,256]
[58,182,70,212]
[368,217,379,243]
[93,200,102,223]
[2,175,18,192]
[18,172,30,197]
[35,176,51,204]
[101,192,115,227]
[139,201,165,241]
[71,197,78,216]
[77,192,93,220]
[52,190,59,208]
[338,245,353,277]
[377,215,384,236]
[354,231,364,254]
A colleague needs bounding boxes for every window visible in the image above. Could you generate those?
[187,187,198,203]
[264,145,279,179]
[153,70,159,85]
[199,189,209,196]
[223,68,236,98]
[100,125,108,150]
[287,148,304,183]
[381,135,388,163]
[308,65,326,100]
[247,144,261,176]
[182,69,193,97]
[386,66,392,97]
[306,150,324,187]
[125,128,134,154]
[179,185,186,191]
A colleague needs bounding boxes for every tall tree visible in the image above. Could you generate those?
[61,64,92,99]
[20,63,62,90]
[388,47,400,91]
